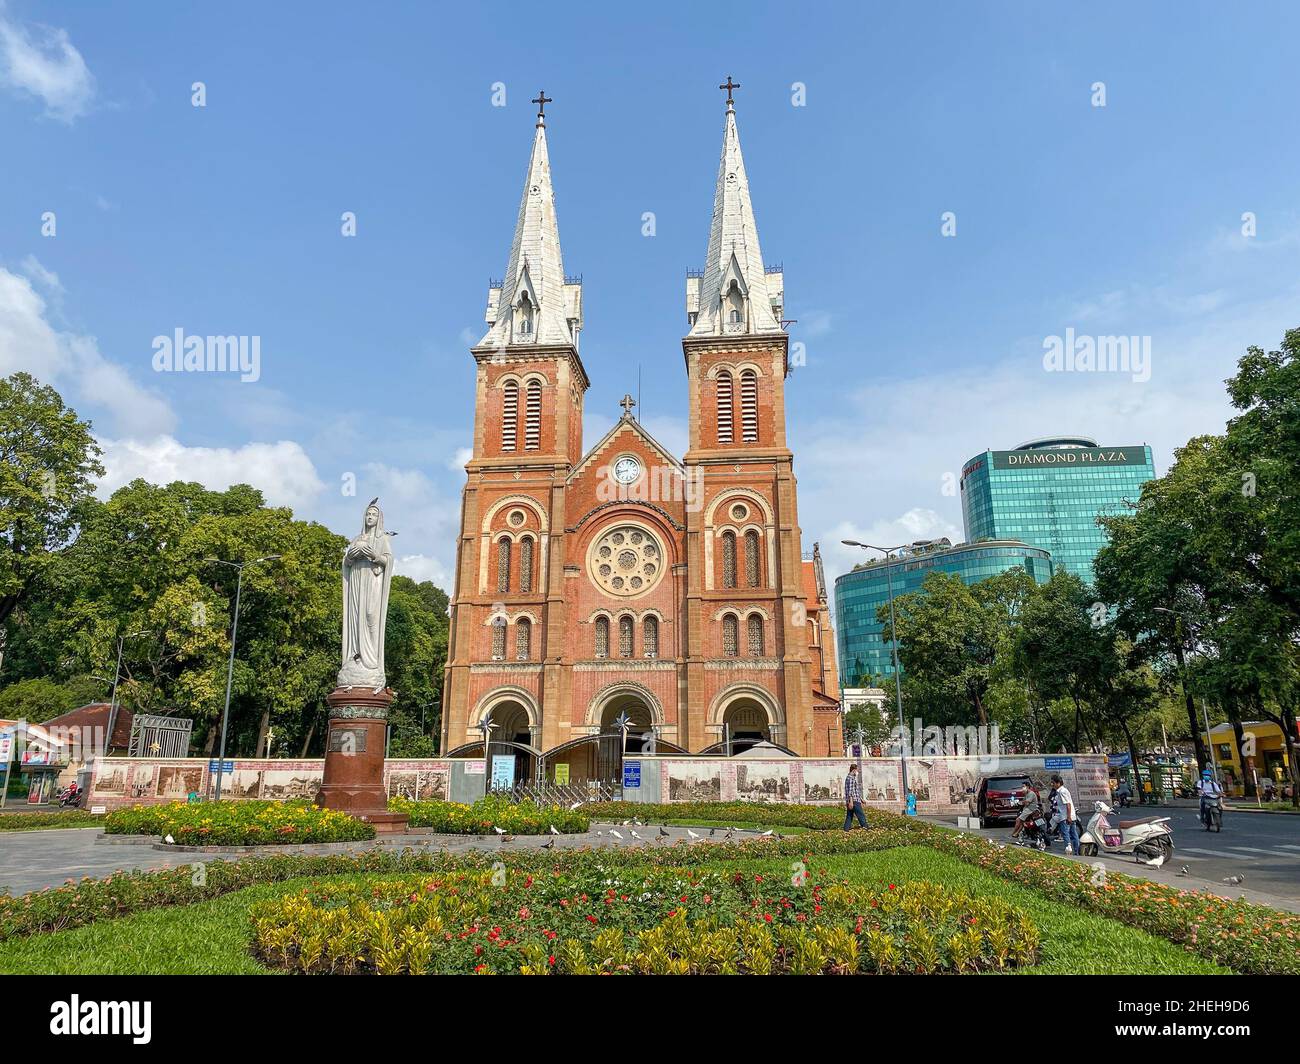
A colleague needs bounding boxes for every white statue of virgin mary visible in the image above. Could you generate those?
[338,498,394,688]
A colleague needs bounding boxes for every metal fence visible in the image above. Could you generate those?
[497,779,622,806]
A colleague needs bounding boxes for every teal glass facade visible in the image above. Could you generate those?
[960,442,1154,586]
[834,541,1054,687]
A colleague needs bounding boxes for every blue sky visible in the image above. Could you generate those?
[2,0,1298,587]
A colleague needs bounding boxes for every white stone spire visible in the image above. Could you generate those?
[686,90,783,338]
[480,101,582,349]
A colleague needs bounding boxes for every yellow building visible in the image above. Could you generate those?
[1202,720,1291,795]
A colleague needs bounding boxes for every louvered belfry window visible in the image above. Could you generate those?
[644,616,659,658]
[595,617,609,658]
[525,380,542,450]
[740,370,758,442]
[520,537,534,593]
[722,614,739,657]
[716,371,734,443]
[491,618,506,659]
[515,618,531,661]
[747,614,765,656]
[496,537,511,593]
[502,381,518,451]
[619,616,634,658]
[721,531,737,589]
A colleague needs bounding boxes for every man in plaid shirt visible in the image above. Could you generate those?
[843,764,868,830]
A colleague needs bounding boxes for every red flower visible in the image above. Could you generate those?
[586,914,599,924]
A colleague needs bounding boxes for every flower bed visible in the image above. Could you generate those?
[389,794,589,835]
[103,800,375,847]
[587,800,850,832]
[251,867,1038,975]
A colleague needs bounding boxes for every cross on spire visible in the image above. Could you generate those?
[719,75,740,105]
[619,393,636,418]
[532,89,552,123]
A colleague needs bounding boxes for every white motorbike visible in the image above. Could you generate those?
[1078,801,1174,862]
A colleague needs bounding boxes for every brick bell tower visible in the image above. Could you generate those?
[441,92,586,757]
[680,79,817,755]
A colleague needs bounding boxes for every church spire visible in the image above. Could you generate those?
[685,79,783,338]
[480,93,582,349]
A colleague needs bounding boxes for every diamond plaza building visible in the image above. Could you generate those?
[959,436,1156,585]
[439,90,842,782]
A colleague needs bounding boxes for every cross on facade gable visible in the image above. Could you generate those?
[619,393,636,418]
[532,90,553,118]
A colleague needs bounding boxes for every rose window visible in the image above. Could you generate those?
[589,524,666,597]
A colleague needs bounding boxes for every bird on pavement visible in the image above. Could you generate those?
[1223,874,1245,885]
[1142,852,1167,868]
[724,830,734,840]
[164,834,174,845]
[630,829,643,840]
[708,828,716,837]
[569,801,582,810]
[541,838,554,850]
[758,829,773,837]
[493,826,506,835]
[687,829,701,840]
[658,826,670,838]
[1177,865,1191,876]
[609,829,623,840]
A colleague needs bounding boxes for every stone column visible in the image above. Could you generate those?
[315,687,409,834]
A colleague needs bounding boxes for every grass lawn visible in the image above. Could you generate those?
[0,845,1225,975]
[663,818,811,834]
[0,811,102,832]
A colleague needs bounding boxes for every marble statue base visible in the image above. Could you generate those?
[315,686,409,834]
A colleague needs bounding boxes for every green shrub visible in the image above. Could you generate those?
[0,810,100,832]
[389,794,589,835]
[103,800,375,847]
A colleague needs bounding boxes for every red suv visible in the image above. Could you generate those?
[971,775,1036,827]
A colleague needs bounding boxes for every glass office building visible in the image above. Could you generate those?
[834,539,1054,687]
[960,437,1155,586]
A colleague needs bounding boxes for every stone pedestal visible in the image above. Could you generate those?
[315,687,409,834]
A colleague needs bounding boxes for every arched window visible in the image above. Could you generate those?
[501,381,518,452]
[744,529,760,588]
[594,616,609,659]
[716,370,734,444]
[644,616,659,659]
[519,537,534,593]
[515,292,534,337]
[747,614,765,657]
[525,379,542,451]
[618,616,634,658]
[721,530,737,589]
[722,614,739,657]
[496,537,512,593]
[515,617,531,661]
[740,370,758,442]
[490,617,506,659]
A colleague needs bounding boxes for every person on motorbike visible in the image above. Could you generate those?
[1010,780,1042,839]
[1196,769,1223,825]
[1113,780,1133,808]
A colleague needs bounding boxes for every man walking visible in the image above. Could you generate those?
[1050,774,1079,855]
[843,763,868,831]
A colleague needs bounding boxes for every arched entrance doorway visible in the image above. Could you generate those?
[722,697,771,754]
[482,697,539,786]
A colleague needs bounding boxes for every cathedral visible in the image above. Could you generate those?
[440,87,841,780]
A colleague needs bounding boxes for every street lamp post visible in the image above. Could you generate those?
[842,540,920,804]
[1153,607,1220,785]
[206,555,280,801]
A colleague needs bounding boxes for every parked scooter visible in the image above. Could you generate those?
[56,783,83,809]
[1078,801,1174,862]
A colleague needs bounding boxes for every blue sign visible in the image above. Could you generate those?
[208,759,234,774]
[622,760,641,789]
[490,754,515,791]
[1044,756,1075,771]
[1107,753,1132,768]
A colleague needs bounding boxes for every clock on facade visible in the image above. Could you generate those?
[612,456,641,484]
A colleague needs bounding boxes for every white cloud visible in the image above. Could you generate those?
[446,446,472,472]
[394,553,453,589]
[0,264,176,437]
[98,436,326,510]
[0,8,95,121]
[19,254,60,293]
